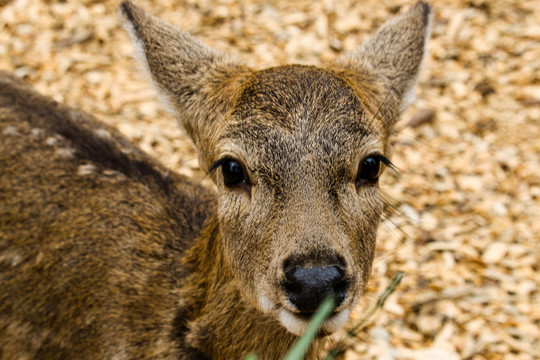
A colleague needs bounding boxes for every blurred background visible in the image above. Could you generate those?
[1,0,538,359]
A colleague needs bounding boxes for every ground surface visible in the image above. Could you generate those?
[1,0,539,359]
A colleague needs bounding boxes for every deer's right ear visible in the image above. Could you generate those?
[119,1,251,163]
[335,2,432,117]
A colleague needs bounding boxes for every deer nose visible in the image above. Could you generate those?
[283,265,349,313]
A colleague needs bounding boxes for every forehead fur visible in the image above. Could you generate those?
[222,65,387,157]
[229,65,383,134]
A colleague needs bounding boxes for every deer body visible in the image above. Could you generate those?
[0,2,431,359]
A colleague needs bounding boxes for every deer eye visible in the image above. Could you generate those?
[356,155,386,187]
[220,158,249,188]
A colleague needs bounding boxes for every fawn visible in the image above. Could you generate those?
[0,2,431,359]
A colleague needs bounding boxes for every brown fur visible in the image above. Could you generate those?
[0,2,431,359]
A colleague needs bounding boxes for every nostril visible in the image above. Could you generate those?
[333,277,349,306]
[282,265,349,313]
[283,261,294,280]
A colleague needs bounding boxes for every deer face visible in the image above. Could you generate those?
[211,65,390,335]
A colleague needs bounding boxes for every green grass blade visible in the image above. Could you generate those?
[243,354,258,360]
[282,297,336,360]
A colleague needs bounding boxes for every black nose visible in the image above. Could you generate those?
[283,265,349,313]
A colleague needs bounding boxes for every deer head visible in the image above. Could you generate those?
[120,1,431,336]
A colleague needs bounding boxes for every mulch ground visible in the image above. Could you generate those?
[1,0,538,359]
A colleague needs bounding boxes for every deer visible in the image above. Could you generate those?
[0,1,431,359]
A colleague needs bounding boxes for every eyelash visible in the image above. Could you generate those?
[372,154,392,168]
[209,158,229,174]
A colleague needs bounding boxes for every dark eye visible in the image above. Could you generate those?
[356,155,382,186]
[221,158,249,188]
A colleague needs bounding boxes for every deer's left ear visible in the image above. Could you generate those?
[119,1,252,166]
[335,2,432,115]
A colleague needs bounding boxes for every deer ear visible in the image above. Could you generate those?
[335,2,432,114]
[119,1,251,163]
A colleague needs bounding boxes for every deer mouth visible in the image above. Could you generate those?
[277,306,350,337]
